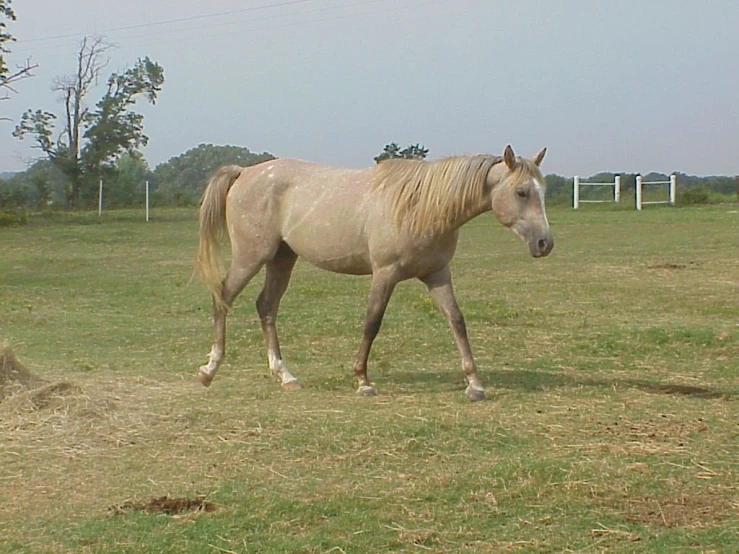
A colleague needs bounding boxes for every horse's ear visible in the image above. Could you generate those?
[533,147,547,167]
[504,145,516,170]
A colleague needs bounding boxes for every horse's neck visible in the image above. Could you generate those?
[444,160,502,231]
[447,189,494,231]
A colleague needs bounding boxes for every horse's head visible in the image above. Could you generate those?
[488,145,553,258]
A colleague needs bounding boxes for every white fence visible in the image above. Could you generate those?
[636,174,676,210]
[573,175,621,209]
[97,180,152,220]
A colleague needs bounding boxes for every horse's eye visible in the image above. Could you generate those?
[516,187,528,199]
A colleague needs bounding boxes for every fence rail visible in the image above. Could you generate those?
[636,174,676,210]
[573,176,621,209]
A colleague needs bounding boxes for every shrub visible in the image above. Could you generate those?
[0,209,28,227]
[678,187,710,206]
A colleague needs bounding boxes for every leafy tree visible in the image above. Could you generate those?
[13,36,164,208]
[374,142,429,164]
[543,174,570,204]
[0,159,66,209]
[674,172,737,196]
[0,174,28,209]
[0,0,36,116]
[374,142,401,163]
[106,151,150,208]
[152,144,275,205]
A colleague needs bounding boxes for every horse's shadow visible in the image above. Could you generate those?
[391,368,733,400]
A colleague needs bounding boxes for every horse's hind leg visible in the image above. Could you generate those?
[256,243,299,389]
[199,257,265,387]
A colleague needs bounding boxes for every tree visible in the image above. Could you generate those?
[1,0,36,115]
[152,144,275,205]
[543,174,570,204]
[374,142,429,164]
[0,159,66,210]
[13,36,164,208]
[107,151,150,208]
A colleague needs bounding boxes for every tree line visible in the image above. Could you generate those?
[2,141,737,213]
[1,4,735,216]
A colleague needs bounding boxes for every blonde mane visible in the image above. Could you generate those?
[371,155,503,236]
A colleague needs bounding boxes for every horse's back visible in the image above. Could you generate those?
[228,159,375,274]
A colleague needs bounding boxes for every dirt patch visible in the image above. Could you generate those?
[569,416,713,456]
[622,494,737,528]
[647,261,697,270]
[109,495,216,516]
[599,416,708,443]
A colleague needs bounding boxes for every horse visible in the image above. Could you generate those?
[195,145,553,401]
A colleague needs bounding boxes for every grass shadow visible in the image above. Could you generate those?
[390,368,734,400]
[484,368,733,400]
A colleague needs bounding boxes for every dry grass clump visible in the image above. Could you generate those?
[0,344,44,401]
[0,353,215,523]
[0,344,108,426]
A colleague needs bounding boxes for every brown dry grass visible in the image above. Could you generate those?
[0,344,44,400]
[1,370,187,519]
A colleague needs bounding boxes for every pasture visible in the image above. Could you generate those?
[1,205,737,553]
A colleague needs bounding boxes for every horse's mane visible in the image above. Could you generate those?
[371,155,503,236]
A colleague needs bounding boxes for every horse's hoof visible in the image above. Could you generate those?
[282,379,301,390]
[356,385,376,397]
[465,384,485,402]
[198,367,214,388]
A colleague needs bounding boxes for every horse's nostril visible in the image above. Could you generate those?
[538,238,548,252]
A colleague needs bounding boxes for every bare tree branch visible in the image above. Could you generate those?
[0,59,37,120]
[50,36,112,162]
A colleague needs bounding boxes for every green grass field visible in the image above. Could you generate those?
[1,205,737,553]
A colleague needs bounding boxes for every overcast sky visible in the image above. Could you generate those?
[2,0,738,177]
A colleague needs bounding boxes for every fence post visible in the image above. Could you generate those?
[98,179,103,217]
[669,174,676,206]
[573,175,580,209]
[614,175,621,204]
[635,175,642,210]
[145,180,150,222]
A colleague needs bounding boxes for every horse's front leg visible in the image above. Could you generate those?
[353,270,398,396]
[421,266,485,401]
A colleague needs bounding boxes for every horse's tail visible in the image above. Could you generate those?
[195,165,243,311]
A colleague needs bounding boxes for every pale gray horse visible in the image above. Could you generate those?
[196,145,553,401]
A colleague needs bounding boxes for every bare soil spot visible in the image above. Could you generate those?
[622,494,737,528]
[109,495,216,516]
[647,261,697,270]
[598,416,707,443]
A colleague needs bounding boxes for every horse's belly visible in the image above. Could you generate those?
[285,233,372,275]
[309,253,372,275]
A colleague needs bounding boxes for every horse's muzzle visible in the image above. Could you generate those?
[531,234,554,258]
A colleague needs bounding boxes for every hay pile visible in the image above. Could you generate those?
[0,344,86,413]
[0,344,44,401]
[0,344,122,447]
[0,345,207,522]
